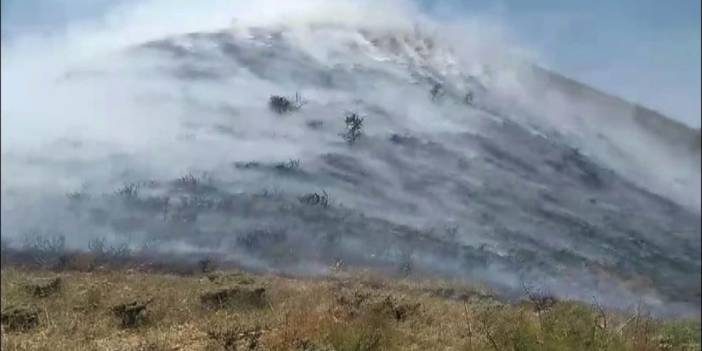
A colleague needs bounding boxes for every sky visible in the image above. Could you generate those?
[2,0,700,127]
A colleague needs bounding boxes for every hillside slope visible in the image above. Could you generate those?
[1,22,699,318]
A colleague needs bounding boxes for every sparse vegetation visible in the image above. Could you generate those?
[1,264,698,350]
[341,112,364,146]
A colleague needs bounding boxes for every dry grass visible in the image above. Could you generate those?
[1,266,699,351]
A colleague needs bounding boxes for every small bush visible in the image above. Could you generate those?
[464,91,474,105]
[298,191,329,208]
[369,295,421,322]
[269,93,305,114]
[173,173,199,191]
[233,161,262,169]
[521,283,559,315]
[66,191,90,205]
[274,159,301,172]
[430,83,443,101]
[111,299,153,328]
[340,112,364,146]
[270,96,292,113]
[1,305,39,331]
[306,120,324,130]
[115,183,140,200]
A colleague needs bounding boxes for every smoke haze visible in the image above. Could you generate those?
[2,0,700,318]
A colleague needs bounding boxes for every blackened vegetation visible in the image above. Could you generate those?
[546,148,605,188]
[174,173,199,192]
[306,119,324,130]
[22,233,66,267]
[332,289,421,322]
[476,135,538,176]
[88,237,132,265]
[464,91,474,105]
[234,160,304,175]
[522,284,559,314]
[430,83,444,101]
[389,133,420,146]
[269,93,305,114]
[115,183,140,200]
[274,159,301,172]
[234,161,262,170]
[170,195,215,223]
[321,153,370,186]
[269,95,293,113]
[298,190,329,207]
[172,173,216,194]
[237,229,287,251]
[341,112,364,146]
[66,191,89,204]
[198,257,217,273]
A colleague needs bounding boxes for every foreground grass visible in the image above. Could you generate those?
[1,266,699,351]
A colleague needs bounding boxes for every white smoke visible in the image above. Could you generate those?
[1,0,699,317]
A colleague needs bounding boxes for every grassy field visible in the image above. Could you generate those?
[1,263,699,351]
